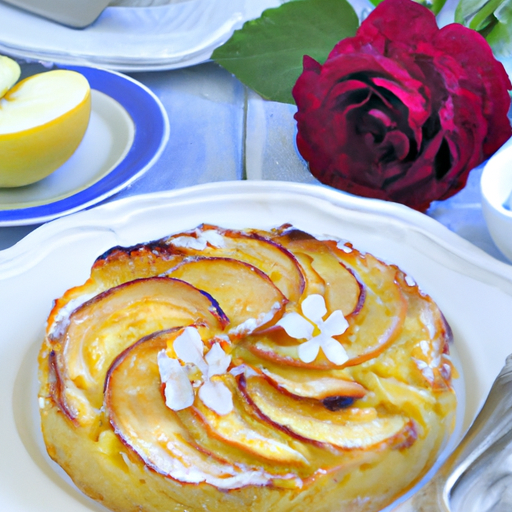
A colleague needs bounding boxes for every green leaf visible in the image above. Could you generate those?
[212,0,359,104]
[455,0,512,57]
[486,0,512,57]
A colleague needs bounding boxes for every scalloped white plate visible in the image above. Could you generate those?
[1,181,512,512]
[0,0,287,71]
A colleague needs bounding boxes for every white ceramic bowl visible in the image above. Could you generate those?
[481,137,512,262]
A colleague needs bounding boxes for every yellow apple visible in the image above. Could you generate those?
[0,55,20,98]
[0,59,91,187]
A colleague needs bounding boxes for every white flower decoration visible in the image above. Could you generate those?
[158,327,233,415]
[169,228,225,251]
[276,294,349,365]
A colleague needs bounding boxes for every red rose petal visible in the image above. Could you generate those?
[293,0,512,212]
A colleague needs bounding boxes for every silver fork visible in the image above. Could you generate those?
[392,354,512,511]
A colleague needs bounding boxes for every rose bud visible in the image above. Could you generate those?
[292,0,512,212]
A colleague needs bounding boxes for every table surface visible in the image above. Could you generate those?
[1,12,512,512]
[1,60,510,267]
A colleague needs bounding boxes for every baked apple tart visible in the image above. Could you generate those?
[38,224,457,512]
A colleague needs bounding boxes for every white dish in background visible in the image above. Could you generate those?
[481,136,512,263]
[1,181,512,512]
[0,0,287,71]
[0,63,169,226]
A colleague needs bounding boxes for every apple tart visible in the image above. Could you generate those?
[38,224,457,512]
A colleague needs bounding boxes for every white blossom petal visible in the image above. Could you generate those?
[157,349,174,382]
[173,327,207,374]
[199,379,233,415]
[298,337,321,363]
[322,310,349,337]
[301,294,327,324]
[321,336,349,365]
[276,312,314,339]
[158,351,195,411]
[205,343,231,377]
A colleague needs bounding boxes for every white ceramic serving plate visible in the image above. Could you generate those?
[1,181,512,512]
[0,63,169,226]
[0,0,288,71]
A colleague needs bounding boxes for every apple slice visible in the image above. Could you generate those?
[104,332,274,489]
[0,55,20,98]
[167,257,287,337]
[0,66,91,187]
[272,228,362,317]
[46,242,185,336]
[91,241,183,288]
[246,242,408,369]
[259,366,366,401]
[292,251,325,297]
[50,277,228,424]
[375,272,455,391]
[241,375,416,450]
[165,225,305,303]
[186,373,309,466]
[229,347,366,402]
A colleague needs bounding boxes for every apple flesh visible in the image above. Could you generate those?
[50,277,228,424]
[166,257,287,337]
[165,225,305,303]
[240,375,416,450]
[246,238,408,369]
[0,55,20,98]
[270,228,363,317]
[0,64,91,187]
[104,332,263,488]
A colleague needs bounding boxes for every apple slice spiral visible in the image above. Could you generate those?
[39,224,457,512]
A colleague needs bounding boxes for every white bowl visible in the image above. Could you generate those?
[481,137,512,262]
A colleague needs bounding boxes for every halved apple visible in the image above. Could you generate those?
[0,55,20,98]
[50,277,228,424]
[167,257,287,337]
[240,375,416,450]
[165,225,305,303]
[0,62,91,187]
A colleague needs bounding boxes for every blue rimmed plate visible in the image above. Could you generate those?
[0,63,169,226]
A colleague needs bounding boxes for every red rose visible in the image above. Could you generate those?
[292,0,512,211]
